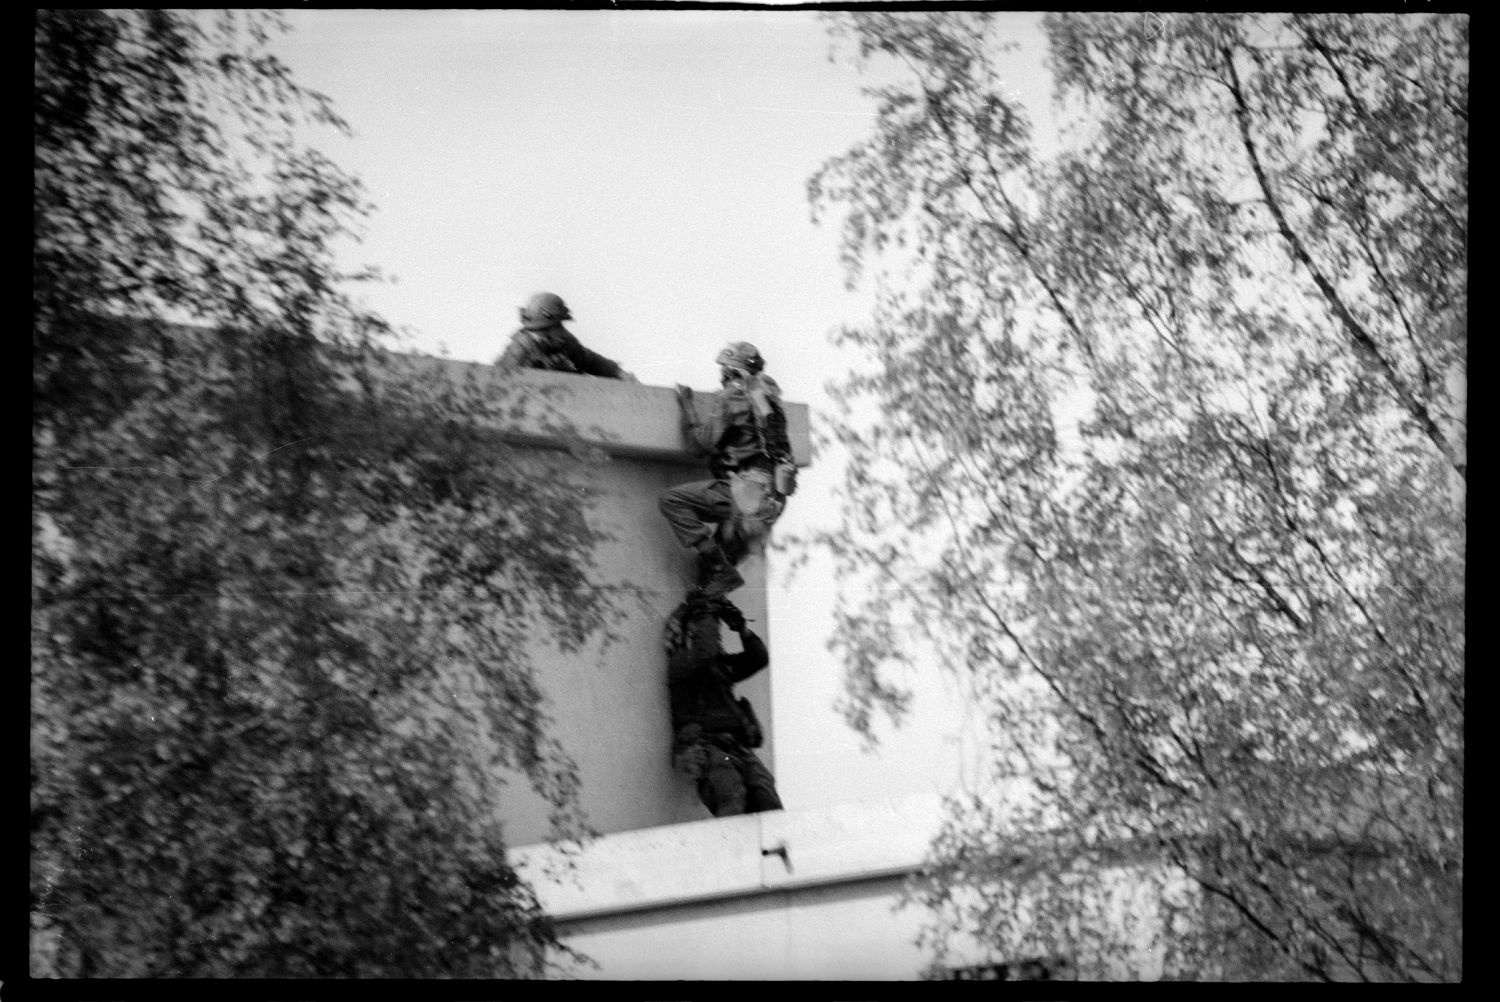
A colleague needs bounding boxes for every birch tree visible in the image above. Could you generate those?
[34,9,617,977]
[805,11,1463,980]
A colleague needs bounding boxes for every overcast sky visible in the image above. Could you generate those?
[267,8,1056,809]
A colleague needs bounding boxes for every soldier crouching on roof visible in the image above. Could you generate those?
[496,291,637,380]
[665,595,782,817]
[659,341,797,598]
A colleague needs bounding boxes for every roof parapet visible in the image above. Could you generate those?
[390,354,812,467]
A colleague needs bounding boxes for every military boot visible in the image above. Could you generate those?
[695,547,744,598]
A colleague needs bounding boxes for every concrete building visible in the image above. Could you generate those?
[511,791,952,980]
[464,363,1194,981]
[475,363,1038,980]
[421,360,813,847]
[465,362,959,979]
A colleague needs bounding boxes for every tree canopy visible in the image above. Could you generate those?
[805,11,1463,981]
[34,9,618,977]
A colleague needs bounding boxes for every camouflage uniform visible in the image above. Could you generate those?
[659,366,794,572]
[496,324,630,379]
[665,597,782,817]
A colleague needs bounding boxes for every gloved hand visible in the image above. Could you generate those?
[716,600,746,633]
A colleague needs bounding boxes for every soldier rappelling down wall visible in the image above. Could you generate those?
[659,342,791,818]
[664,594,783,817]
[659,342,797,598]
[496,291,638,381]
[496,312,790,818]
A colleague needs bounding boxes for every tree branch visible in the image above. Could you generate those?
[1300,28,1467,256]
[923,83,1100,369]
[1295,31,1466,124]
[1221,48,1465,482]
[1196,872,1332,980]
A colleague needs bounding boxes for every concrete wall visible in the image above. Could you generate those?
[406,358,810,846]
[510,793,950,980]
[510,789,1194,981]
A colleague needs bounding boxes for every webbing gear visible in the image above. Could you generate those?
[773,458,798,496]
[745,374,779,437]
[672,723,709,773]
[727,467,783,553]
[736,695,764,748]
[739,373,795,497]
[515,328,580,372]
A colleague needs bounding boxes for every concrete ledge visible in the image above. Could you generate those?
[390,354,812,467]
[511,793,945,922]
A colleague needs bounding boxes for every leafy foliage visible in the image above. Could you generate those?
[34,10,618,977]
[804,11,1462,981]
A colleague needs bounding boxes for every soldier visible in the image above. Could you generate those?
[665,595,782,817]
[496,291,636,380]
[659,341,796,598]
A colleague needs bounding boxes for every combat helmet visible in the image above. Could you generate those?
[519,291,572,330]
[716,341,765,377]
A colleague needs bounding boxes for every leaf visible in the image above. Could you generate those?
[806,10,1464,982]
[34,9,608,978]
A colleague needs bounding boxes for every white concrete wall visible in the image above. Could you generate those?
[510,790,1195,981]
[550,876,932,980]
[511,793,950,980]
[405,358,809,846]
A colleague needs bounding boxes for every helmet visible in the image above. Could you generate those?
[519,291,572,329]
[716,341,765,376]
[664,595,723,655]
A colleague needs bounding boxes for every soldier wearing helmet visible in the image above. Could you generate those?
[664,594,782,817]
[659,341,796,598]
[496,292,636,380]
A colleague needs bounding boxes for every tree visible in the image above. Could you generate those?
[33,10,620,977]
[803,11,1463,981]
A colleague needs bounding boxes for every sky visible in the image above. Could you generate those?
[267,8,1057,810]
